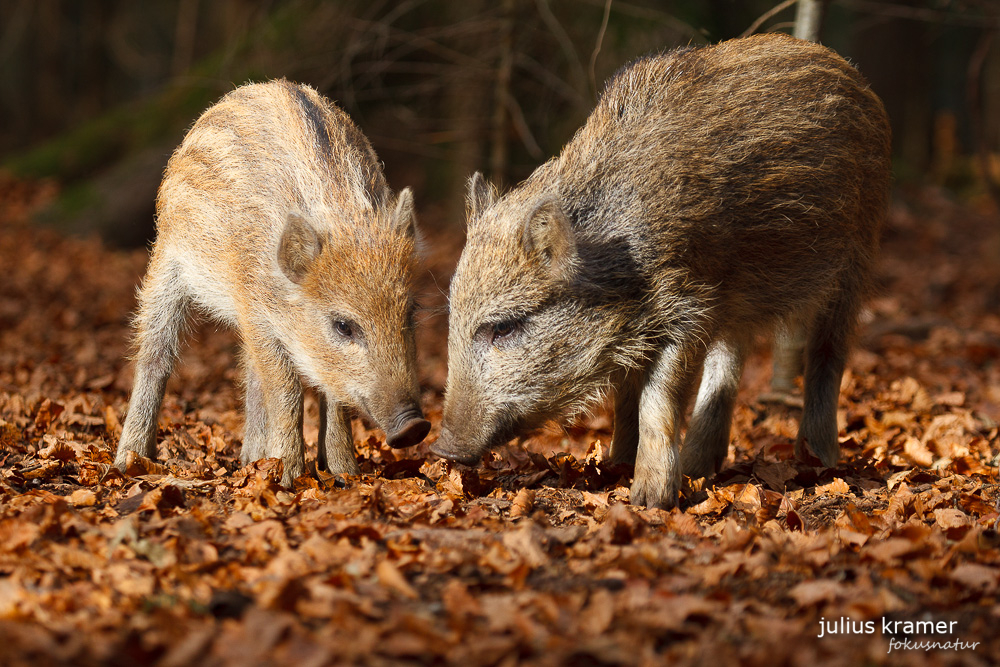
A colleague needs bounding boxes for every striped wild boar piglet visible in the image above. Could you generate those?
[433,34,891,509]
[114,80,430,486]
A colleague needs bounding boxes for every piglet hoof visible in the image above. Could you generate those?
[385,417,431,449]
[629,468,679,510]
[679,446,718,482]
[277,456,310,488]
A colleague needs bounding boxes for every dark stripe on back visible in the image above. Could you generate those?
[288,84,334,163]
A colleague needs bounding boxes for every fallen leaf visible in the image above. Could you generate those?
[375,560,418,599]
[509,488,535,519]
[949,563,999,592]
[69,489,97,507]
[815,478,851,496]
[788,579,850,607]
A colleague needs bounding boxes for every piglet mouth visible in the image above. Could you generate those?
[429,427,487,466]
[384,407,431,449]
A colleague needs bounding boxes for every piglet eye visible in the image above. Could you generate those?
[492,319,519,343]
[334,320,354,338]
[474,318,524,348]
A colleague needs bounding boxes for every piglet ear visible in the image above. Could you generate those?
[466,171,498,223]
[392,187,417,238]
[522,195,577,282]
[278,211,322,284]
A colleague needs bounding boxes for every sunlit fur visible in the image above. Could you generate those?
[114,80,425,485]
[437,34,891,509]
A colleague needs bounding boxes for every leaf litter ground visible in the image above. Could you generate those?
[1,175,999,666]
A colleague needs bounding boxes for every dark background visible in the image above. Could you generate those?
[1,0,999,244]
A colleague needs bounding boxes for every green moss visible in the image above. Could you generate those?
[4,111,125,181]
[0,1,302,183]
[2,90,206,183]
[39,182,101,222]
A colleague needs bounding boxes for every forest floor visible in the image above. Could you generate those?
[1,173,999,666]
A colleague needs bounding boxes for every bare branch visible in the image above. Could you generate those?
[577,0,702,41]
[505,94,544,159]
[534,0,588,98]
[515,52,589,108]
[742,0,798,38]
[589,0,613,101]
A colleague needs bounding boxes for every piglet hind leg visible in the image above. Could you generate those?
[796,292,855,468]
[608,370,642,466]
[770,325,806,395]
[114,255,189,470]
[680,337,748,480]
[630,341,706,510]
[318,397,360,475]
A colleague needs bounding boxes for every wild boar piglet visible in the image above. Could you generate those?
[114,79,429,486]
[433,34,891,509]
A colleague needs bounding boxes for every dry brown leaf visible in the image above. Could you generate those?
[667,511,705,537]
[104,405,122,440]
[864,537,921,564]
[786,507,805,532]
[375,560,418,599]
[0,421,19,449]
[815,478,851,496]
[441,579,482,624]
[837,502,874,535]
[68,488,97,507]
[838,528,870,548]
[33,398,65,432]
[502,526,548,569]
[121,450,169,477]
[689,486,738,515]
[788,579,849,607]
[903,435,935,467]
[934,507,970,530]
[0,518,41,551]
[934,391,966,407]
[37,437,76,461]
[949,563,999,592]
[579,588,615,635]
[753,459,798,492]
[630,594,717,631]
[19,459,62,480]
[508,487,535,519]
[597,502,643,544]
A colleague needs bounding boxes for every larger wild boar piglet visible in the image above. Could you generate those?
[114,80,430,486]
[434,34,891,508]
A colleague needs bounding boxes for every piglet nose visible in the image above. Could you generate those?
[384,406,431,449]
[428,427,483,466]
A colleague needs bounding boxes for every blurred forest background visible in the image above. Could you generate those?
[1,0,999,245]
